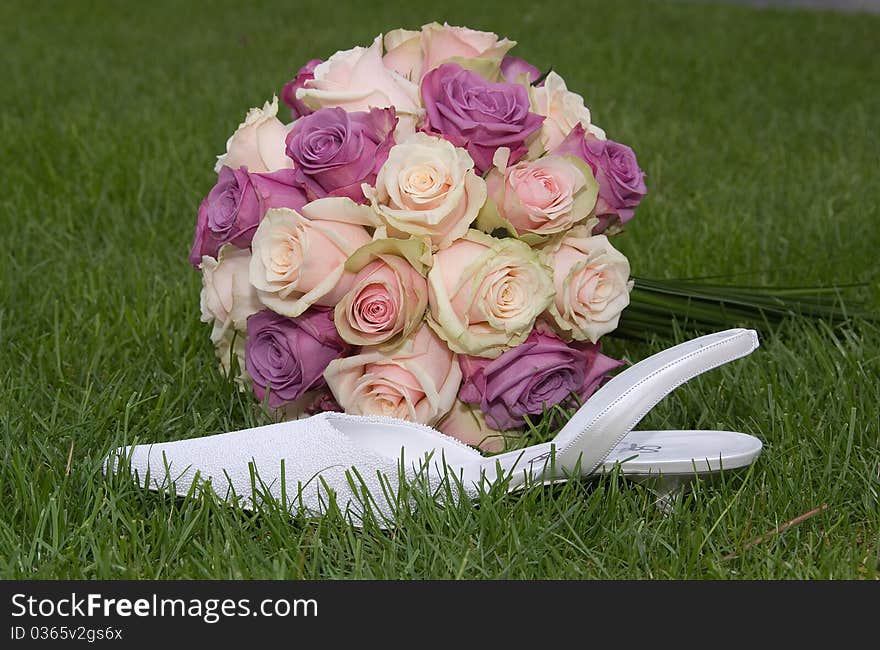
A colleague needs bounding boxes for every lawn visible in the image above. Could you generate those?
[1,0,878,579]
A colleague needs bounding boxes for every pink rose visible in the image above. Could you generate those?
[248,200,376,317]
[334,244,428,347]
[420,22,515,75]
[324,324,461,425]
[485,155,598,237]
[214,97,293,174]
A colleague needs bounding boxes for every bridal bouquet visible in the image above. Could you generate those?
[190,23,648,451]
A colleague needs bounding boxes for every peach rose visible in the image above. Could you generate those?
[324,324,461,425]
[334,239,429,347]
[199,244,262,343]
[485,154,598,236]
[297,35,420,123]
[427,230,555,358]
[214,97,294,174]
[437,400,511,453]
[420,22,515,76]
[541,228,632,342]
[249,199,376,317]
[530,72,606,154]
[364,133,486,249]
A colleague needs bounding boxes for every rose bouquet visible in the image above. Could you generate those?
[190,23,689,452]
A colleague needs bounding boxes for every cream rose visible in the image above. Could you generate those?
[437,400,510,453]
[420,22,515,76]
[214,97,294,174]
[484,154,599,237]
[249,199,376,317]
[542,228,632,343]
[530,72,606,154]
[200,244,262,343]
[297,35,420,122]
[364,133,486,249]
[334,239,429,348]
[426,230,555,358]
[214,327,250,386]
[383,23,515,83]
[324,323,461,425]
[383,28,423,81]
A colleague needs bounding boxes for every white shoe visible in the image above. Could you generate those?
[106,329,762,521]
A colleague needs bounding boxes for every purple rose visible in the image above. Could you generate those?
[189,166,307,267]
[304,388,343,416]
[500,56,542,85]
[421,63,544,174]
[245,309,350,408]
[281,59,322,120]
[554,124,647,224]
[458,329,622,430]
[285,106,397,203]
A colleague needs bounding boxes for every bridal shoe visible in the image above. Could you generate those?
[106,329,762,520]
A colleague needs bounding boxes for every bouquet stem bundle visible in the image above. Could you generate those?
[618,278,873,341]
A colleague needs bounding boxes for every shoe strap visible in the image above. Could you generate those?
[552,329,759,475]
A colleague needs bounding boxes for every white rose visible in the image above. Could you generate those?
[541,228,632,343]
[200,244,262,343]
[530,72,606,154]
[214,97,294,174]
[364,133,486,249]
[297,35,421,127]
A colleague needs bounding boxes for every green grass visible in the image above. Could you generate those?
[1,0,878,579]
